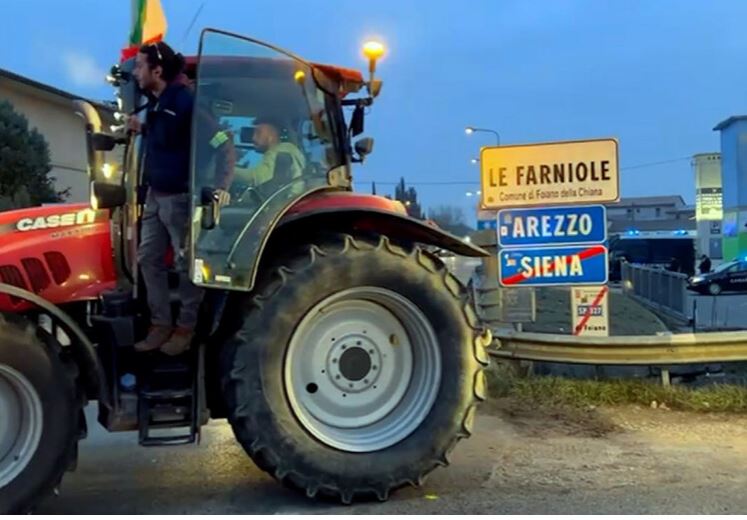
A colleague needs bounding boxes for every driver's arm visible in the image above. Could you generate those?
[194,106,236,191]
[234,152,274,186]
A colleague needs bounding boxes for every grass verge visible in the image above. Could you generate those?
[487,362,747,413]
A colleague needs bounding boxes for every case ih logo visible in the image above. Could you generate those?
[16,209,97,232]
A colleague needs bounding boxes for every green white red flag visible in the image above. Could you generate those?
[120,0,168,61]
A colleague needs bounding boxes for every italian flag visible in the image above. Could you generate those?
[120,0,168,61]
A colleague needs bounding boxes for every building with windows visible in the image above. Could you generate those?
[605,196,695,236]
[713,116,747,261]
[0,68,114,202]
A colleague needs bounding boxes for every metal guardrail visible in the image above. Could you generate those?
[490,330,747,365]
[621,262,690,320]
[467,232,747,370]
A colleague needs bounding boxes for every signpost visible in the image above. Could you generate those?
[498,245,608,287]
[480,138,619,210]
[571,286,610,336]
[500,287,536,323]
[477,219,498,231]
[497,205,607,248]
[479,137,616,328]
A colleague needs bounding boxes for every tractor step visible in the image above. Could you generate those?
[137,353,200,447]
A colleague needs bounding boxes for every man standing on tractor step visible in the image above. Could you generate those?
[129,41,230,356]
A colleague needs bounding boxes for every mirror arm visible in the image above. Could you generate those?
[341,97,373,107]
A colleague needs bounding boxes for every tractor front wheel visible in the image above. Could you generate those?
[220,234,489,503]
[0,315,81,514]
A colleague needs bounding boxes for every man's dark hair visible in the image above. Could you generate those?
[139,41,185,82]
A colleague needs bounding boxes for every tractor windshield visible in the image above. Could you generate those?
[190,29,346,290]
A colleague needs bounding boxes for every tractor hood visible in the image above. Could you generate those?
[0,203,100,236]
[0,202,116,312]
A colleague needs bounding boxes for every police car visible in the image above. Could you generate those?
[688,259,747,295]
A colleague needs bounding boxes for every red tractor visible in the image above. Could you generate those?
[0,30,490,513]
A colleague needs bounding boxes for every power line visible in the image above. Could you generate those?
[621,156,692,171]
[356,155,693,187]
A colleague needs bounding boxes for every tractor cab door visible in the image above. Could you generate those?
[190,29,347,290]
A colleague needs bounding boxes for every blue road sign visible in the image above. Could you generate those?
[498,245,608,287]
[497,205,607,248]
[477,219,498,231]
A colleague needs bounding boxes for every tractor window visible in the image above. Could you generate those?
[189,29,346,290]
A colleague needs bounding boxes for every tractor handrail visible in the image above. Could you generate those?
[490,329,747,365]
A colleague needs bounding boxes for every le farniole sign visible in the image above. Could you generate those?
[480,138,620,209]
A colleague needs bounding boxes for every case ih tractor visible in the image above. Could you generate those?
[0,30,490,513]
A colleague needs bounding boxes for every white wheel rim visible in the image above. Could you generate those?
[284,287,441,452]
[0,365,43,488]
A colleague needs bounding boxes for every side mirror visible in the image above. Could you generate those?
[74,100,105,183]
[350,106,365,137]
[354,137,374,160]
[91,132,126,152]
[90,181,126,210]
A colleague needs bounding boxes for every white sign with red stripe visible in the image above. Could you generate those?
[571,286,609,337]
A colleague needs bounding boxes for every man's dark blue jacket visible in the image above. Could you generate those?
[142,81,193,194]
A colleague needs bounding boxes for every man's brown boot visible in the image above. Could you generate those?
[134,325,174,352]
[160,327,194,356]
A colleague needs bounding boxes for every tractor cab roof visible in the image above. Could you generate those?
[182,56,365,98]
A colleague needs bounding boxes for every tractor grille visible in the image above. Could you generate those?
[0,265,27,289]
[0,265,28,304]
[0,252,71,304]
[21,257,51,294]
[43,251,71,285]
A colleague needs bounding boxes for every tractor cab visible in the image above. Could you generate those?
[75,29,388,445]
[188,30,364,289]
[91,29,380,291]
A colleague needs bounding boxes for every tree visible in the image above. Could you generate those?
[0,100,64,209]
[429,205,473,237]
[394,177,423,219]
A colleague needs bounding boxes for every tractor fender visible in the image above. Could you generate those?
[272,205,490,258]
[0,282,109,408]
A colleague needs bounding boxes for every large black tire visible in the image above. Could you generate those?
[220,234,490,503]
[0,314,81,514]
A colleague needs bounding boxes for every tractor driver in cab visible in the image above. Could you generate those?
[128,41,232,356]
[234,116,306,196]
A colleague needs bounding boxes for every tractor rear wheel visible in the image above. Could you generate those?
[220,234,490,503]
[0,315,80,514]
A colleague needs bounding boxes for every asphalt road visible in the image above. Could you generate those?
[37,403,747,514]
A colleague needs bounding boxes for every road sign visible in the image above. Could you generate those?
[480,138,619,209]
[477,219,497,231]
[498,245,608,287]
[500,287,536,323]
[497,205,607,248]
[571,286,610,336]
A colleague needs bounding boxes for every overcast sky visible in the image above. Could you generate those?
[3,0,746,220]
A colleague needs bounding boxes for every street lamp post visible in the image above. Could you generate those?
[465,126,500,146]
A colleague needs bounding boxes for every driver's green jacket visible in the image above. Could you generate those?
[234,142,306,189]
